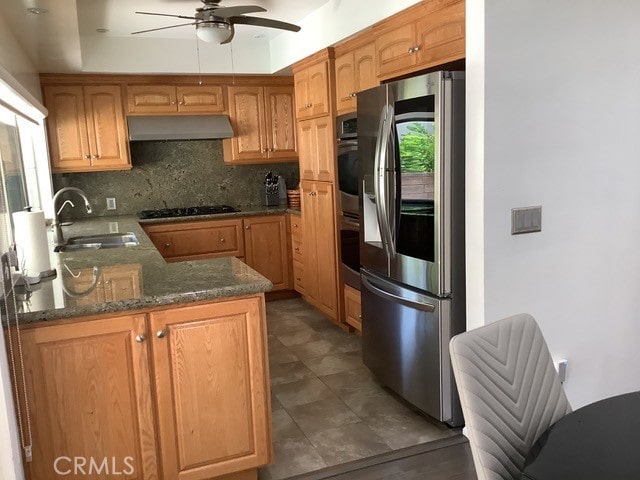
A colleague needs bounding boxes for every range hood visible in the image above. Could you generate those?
[127,115,234,141]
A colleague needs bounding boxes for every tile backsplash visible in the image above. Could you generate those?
[52,140,300,220]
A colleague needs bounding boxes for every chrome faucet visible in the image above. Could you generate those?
[52,187,93,247]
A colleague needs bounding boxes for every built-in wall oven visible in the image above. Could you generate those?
[337,113,361,290]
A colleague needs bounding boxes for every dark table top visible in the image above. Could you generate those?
[521,391,640,480]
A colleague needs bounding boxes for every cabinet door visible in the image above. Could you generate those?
[344,284,362,332]
[176,85,225,113]
[307,61,331,117]
[83,85,131,170]
[127,85,177,114]
[244,215,290,291]
[15,315,158,479]
[297,119,315,181]
[415,0,465,67]
[376,22,417,78]
[314,182,339,319]
[226,86,267,162]
[294,70,310,119]
[313,116,335,183]
[264,86,297,161]
[300,181,319,304]
[43,85,91,172]
[150,297,271,480]
[354,43,378,93]
[334,53,356,114]
[144,219,244,262]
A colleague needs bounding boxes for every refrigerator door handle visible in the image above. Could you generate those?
[362,273,436,313]
[373,105,392,258]
[384,104,397,257]
[377,106,396,258]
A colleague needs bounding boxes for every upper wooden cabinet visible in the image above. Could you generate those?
[15,314,158,480]
[294,60,331,120]
[244,215,290,291]
[334,43,378,114]
[298,116,334,182]
[127,84,225,114]
[375,0,465,79]
[150,297,271,479]
[224,85,297,164]
[43,84,131,173]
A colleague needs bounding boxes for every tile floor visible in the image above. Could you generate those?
[260,298,461,480]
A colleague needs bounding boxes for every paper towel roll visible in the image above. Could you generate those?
[12,209,52,278]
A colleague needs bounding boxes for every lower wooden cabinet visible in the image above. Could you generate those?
[143,215,291,291]
[63,264,142,306]
[300,181,339,320]
[288,213,305,295]
[344,284,362,333]
[12,296,271,480]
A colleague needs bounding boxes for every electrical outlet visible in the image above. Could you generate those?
[106,197,117,210]
[108,222,119,233]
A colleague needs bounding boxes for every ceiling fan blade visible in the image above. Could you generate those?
[132,22,198,35]
[211,6,266,19]
[229,16,301,32]
[220,24,235,44]
[135,11,198,20]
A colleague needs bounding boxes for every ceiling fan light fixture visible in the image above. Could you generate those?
[196,21,231,43]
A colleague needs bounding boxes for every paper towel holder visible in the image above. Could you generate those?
[13,206,57,284]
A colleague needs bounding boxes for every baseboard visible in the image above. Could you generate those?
[265,290,300,302]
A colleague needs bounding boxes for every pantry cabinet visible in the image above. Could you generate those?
[294,60,331,120]
[15,314,158,479]
[297,116,334,182]
[334,43,377,114]
[12,296,271,480]
[43,84,130,172]
[300,181,339,320]
[224,85,297,164]
[126,84,225,114]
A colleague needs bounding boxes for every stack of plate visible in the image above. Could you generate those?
[287,189,301,209]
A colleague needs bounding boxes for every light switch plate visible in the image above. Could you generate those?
[106,197,117,210]
[511,206,542,234]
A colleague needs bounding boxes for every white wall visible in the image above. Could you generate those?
[0,13,41,101]
[269,0,422,72]
[466,0,640,408]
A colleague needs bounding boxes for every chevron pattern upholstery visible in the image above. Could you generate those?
[449,314,571,480]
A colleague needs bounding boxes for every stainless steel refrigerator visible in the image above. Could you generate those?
[358,71,465,427]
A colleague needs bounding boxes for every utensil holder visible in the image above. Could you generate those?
[264,192,279,206]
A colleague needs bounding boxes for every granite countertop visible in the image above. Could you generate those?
[137,205,301,224]
[15,214,275,324]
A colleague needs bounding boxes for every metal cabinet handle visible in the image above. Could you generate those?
[296,277,301,281]
[295,247,300,252]
[84,154,91,159]
[171,101,176,105]
[91,154,98,159]
[179,101,185,105]
[164,243,171,247]
[219,238,225,243]
[245,225,250,229]
[413,45,421,52]
[156,330,167,339]
[135,334,146,343]
[293,223,298,228]
[351,92,357,98]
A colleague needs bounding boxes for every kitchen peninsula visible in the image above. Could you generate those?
[10,214,274,480]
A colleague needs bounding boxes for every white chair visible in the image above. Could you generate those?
[449,313,571,480]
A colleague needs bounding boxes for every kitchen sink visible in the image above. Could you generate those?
[54,233,139,252]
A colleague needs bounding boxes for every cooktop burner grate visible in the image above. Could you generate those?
[138,205,240,219]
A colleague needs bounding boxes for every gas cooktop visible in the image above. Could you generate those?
[138,205,240,219]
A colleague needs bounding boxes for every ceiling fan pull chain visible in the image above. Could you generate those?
[230,41,236,85]
[195,31,203,85]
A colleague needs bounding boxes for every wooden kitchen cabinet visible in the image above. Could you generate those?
[15,314,158,479]
[288,213,305,295]
[334,43,378,114]
[150,297,271,479]
[244,215,290,291]
[374,0,465,79]
[127,84,225,114]
[294,60,331,120]
[143,218,244,262]
[43,84,130,173]
[300,181,339,320]
[344,284,362,333]
[64,264,142,306]
[298,116,334,182]
[224,85,297,164]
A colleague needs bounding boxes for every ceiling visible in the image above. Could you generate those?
[0,0,331,73]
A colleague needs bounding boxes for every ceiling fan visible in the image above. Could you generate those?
[132,0,301,45]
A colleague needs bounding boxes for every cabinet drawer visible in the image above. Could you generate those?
[127,84,177,113]
[292,259,305,295]
[290,215,303,238]
[344,284,362,332]
[144,219,244,261]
